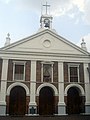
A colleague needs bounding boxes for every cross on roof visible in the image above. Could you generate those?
[43,2,50,14]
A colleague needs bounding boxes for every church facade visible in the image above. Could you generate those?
[0,5,90,116]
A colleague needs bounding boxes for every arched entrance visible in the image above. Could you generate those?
[66,87,82,114]
[39,86,54,115]
[9,86,26,115]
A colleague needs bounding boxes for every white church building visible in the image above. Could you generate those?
[0,3,90,116]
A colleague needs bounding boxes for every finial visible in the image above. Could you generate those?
[81,38,87,51]
[43,2,50,14]
[4,33,11,46]
[7,33,10,38]
[82,38,85,43]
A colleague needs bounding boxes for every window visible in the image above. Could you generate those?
[43,64,52,82]
[68,64,80,82]
[13,61,26,81]
[44,19,50,28]
[41,62,54,82]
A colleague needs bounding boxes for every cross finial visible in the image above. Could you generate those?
[43,2,50,14]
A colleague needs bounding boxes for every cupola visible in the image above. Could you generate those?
[40,2,53,29]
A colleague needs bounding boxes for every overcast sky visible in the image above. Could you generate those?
[0,0,90,51]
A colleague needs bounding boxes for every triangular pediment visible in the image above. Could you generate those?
[1,29,89,56]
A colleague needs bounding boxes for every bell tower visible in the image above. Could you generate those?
[40,2,53,29]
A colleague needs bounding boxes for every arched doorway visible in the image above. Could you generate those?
[66,87,82,114]
[9,86,26,115]
[39,86,54,115]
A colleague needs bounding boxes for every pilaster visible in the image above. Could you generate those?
[0,58,8,115]
[28,60,37,115]
[58,62,66,115]
[84,63,90,114]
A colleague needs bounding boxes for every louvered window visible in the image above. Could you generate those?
[70,67,78,82]
[68,64,80,82]
[13,61,26,81]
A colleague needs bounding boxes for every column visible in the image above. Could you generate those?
[29,60,37,115]
[58,62,66,115]
[0,58,8,115]
[84,63,90,114]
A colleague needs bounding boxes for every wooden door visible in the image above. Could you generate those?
[9,86,26,115]
[39,87,54,115]
[67,87,81,114]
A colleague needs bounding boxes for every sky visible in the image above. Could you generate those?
[0,0,90,51]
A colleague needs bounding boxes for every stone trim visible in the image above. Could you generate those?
[6,82,29,96]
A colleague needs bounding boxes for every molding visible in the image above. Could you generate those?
[0,102,6,105]
[36,83,58,96]
[58,102,66,106]
[85,103,90,105]
[64,83,85,96]
[13,60,26,64]
[0,52,90,63]
[0,29,89,56]
[6,82,29,96]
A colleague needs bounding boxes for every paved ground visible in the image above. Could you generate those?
[0,115,90,120]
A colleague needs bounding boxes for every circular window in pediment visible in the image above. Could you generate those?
[43,40,51,48]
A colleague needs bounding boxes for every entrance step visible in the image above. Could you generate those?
[0,115,90,120]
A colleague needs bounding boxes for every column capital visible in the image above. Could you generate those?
[1,57,9,60]
[58,102,66,106]
[58,61,64,63]
[83,62,90,65]
[31,60,37,62]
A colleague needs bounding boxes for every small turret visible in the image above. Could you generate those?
[5,33,11,46]
[81,38,87,51]
[40,2,53,29]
